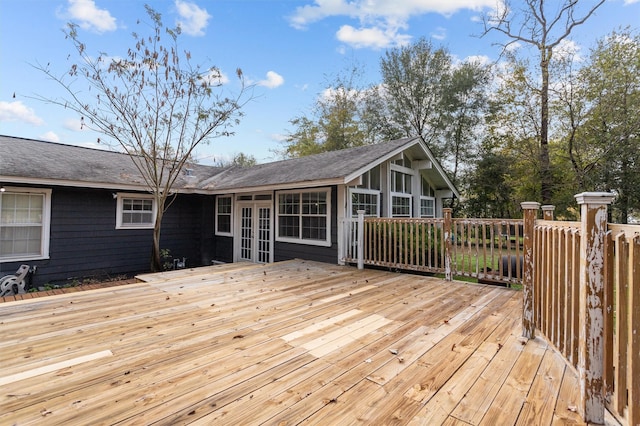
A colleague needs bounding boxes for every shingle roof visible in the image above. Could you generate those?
[199,137,419,191]
[0,135,223,191]
[0,135,457,196]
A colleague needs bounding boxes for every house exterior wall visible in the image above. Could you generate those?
[0,185,213,287]
[273,186,339,264]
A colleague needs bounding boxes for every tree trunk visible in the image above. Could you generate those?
[540,51,552,204]
[150,209,163,272]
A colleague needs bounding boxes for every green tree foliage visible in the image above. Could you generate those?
[378,38,452,156]
[578,29,640,222]
[281,65,375,157]
[35,6,248,271]
[483,0,605,203]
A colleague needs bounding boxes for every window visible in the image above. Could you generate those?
[215,196,233,236]
[0,188,51,261]
[390,162,413,217]
[116,193,156,229]
[349,189,379,217]
[420,198,435,218]
[356,166,380,190]
[392,196,411,217]
[276,188,331,246]
[420,175,435,218]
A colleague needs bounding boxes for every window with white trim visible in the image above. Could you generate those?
[116,193,156,229]
[0,188,51,261]
[276,188,331,246]
[349,189,380,217]
[390,164,413,217]
[356,166,381,191]
[215,195,233,236]
[420,175,435,218]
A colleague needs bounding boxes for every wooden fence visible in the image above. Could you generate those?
[342,192,639,425]
[341,212,524,286]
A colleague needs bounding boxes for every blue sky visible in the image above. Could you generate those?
[1,0,639,165]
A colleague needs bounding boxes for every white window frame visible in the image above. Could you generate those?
[390,163,414,217]
[215,195,234,236]
[0,187,51,261]
[115,193,157,230]
[420,197,436,218]
[275,188,331,247]
[348,188,380,217]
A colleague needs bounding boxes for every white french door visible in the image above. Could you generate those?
[235,202,272,263]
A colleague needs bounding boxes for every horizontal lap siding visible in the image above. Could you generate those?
[1,187,213,287]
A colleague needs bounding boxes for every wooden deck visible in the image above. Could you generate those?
[1,260,586,425]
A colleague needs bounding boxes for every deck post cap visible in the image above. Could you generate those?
[574,192,616,205]
[520,202,541,210]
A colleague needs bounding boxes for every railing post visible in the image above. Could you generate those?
[574,192,615,424]
[443,208,452,281]
[521,202,540,340]
[541,205,555,220]
[357,210,365,270]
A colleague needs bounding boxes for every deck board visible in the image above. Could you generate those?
[0,260,589,425]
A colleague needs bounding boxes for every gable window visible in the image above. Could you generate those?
[116,193,156,229]
[390,164,413,218]
[276,188,331,246]
[0,188,51,261]
[420,175,435,218]
[215,195,233,236]
[356,166,381,191]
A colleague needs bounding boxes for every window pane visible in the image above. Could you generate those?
[218,215,231,233]
[392,196,411,217]
[421,198,435,217]
[121,198,154,225]
[279,193,299,215]
[302,216,326,240]
[278,215,299,238]
[351,192,378,217]
[369,166,380,190]
[302,192,326,215]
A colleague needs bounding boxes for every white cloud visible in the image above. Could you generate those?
[464,54,492,66]
[553,39,582,61]
[175,0,211,36]
[431,26,447,41]
[289,0,498,49]
[40,131,61,142]
[63,117,89,131]
[624,0,639,4]
[0,101,44,126]
[336,24,411,49]
[64,0,117,33]
[257,71,284,89]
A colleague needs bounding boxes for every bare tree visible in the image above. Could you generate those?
[483,0,604,203]
[35,6,249,271]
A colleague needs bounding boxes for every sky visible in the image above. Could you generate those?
[1,0,639,165]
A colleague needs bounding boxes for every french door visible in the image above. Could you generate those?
[236,202,272,263]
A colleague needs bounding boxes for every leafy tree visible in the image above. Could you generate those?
[282,65,373,157]
[378,38,452,156]
[439,60,491,186]
[579,29,640,222]
[214,152,258,167]
[483,0,605,203]
[35,6,249,271]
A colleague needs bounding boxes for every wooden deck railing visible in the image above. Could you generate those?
[604,224,639,426]
[341,212,524,286]
[341,192,639,425]
[524,194,639,425]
